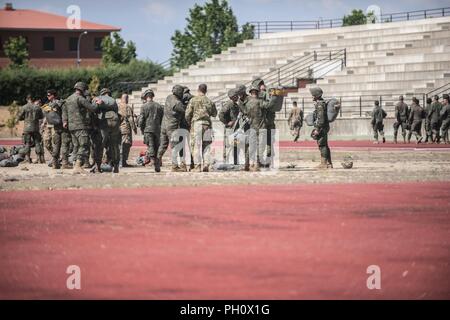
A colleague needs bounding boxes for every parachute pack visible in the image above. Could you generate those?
[305,98,341,126]
[98,95,120,129]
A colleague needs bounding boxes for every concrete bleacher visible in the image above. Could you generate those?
[129,15,450,139]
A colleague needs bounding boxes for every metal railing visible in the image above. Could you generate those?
[248,7,450,38]
[426,82,450,98]
[213,48,347,106]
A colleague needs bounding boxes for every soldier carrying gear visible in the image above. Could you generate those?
[157,84,188,172]
[139,88,164,172]
[393,95,410,144]
[309,86,332,169]
[96,88,121,173]
[17,96,45,164]
[371,100,387,144]
[220,88,241,164]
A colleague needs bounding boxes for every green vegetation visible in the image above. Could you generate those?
[3,36,29,68]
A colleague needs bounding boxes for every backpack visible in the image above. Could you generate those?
[98,95,120,129]
[46,111,62,126]
[326,98,341,123]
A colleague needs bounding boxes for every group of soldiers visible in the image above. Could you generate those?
[371,94,450,144]
[18,82,137,174]
[16,79,335,173]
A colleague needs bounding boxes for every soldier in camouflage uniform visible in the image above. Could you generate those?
[97,88,121,173]
[244,85,281,171]
[62,82,107,174]
[43,89,72,169]
[424,98,433,143]
[287,101,304,142]
[219,88,241,164]
[310,87,332,169]
[429,95,442,143]
[181,86,195,170]
[157,85,188,172]
[407,97,425,144]
[393,95,409,144]
[17,97,45,164]
[139,89,164,172]
[118,93,137,167]
[371,100,387,144]
[185,84,217,172]
[440,94,450,144]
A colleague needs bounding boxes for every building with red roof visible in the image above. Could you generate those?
[0,3,121,68]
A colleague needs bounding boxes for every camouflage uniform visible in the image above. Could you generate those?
[429,100,442,143]
[185,95,217,171]
[424,100,433,143]
[407,101,425,143]
[42,99,71,168]
[157,85,187,171]
[118,101,137,166]
[139,98,164,171]
[393,99,409,143]
[440,95,450,144]
[310,87,332,168]
[17,102,45,163]
[371,103,387,142]
[288,105,304,142]
[219,88,241,164]
[97,90,121,172]
[245,85,281,170]
[62,88,101,168]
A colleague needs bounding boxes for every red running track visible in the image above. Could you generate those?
[0,182,449,299]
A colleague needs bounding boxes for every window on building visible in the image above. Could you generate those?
[69,37,78,51]
[43,37,55,51]
[94,37,103,52]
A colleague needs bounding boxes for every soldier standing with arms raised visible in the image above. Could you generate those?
[139,89,164,172]
[310,87,332,169]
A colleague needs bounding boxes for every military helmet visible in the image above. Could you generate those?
[341,155,354,169]
[249,85,260,94]
[47,89,57,96]
[74,82,87,91]
[228,88,238,98]
[237,85,247,95]
[443,94,449,102]
[172,85,184,99]
[399,95,404,101]
[182,86,190,94]
[309,87,323,98]
[100,88,111,96]
[142,89,154,99]
[251,78,264,88]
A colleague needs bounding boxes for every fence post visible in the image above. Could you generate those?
[314,51,317,61]
[265,21,268,33]
[302,98,304,112]
[278,69,281,86]
[339,97,342,117]
[284,98,287,118]
[407,12,409,20]
[443,8,445,17]
[257,22,260,39]
[290,21,293,31]
[379,96,382,108]
[424,10,427,19]
[344,48,347,67]
[359,96,362,117]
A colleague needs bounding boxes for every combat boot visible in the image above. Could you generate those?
[382,136,386,144]
[121,160,131,168]
[25,152,32,164]
[153,158,161,173]
[38,154,46,164]
[249,164,260,172]
[316,157,328,170]
[403,135,407,144]
[393,136,397,144]
[72,160,85,174]
[202,165,210,172]
[113,163,119,173]
[158,157,163,167]
[61,159,72,169]
[171,164,181,172]
[417,136,423,144]
[179,162,188,172]
[52,157,60,169]
[193,164,202,172]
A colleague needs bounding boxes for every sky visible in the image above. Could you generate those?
[6,0,448,63]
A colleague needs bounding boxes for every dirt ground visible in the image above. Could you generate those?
[1,144,450,191]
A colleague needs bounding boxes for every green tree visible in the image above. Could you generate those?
[343,9,367,26]
[101,32,137,65]
[171,0,254,69]
[3,36,29,68]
